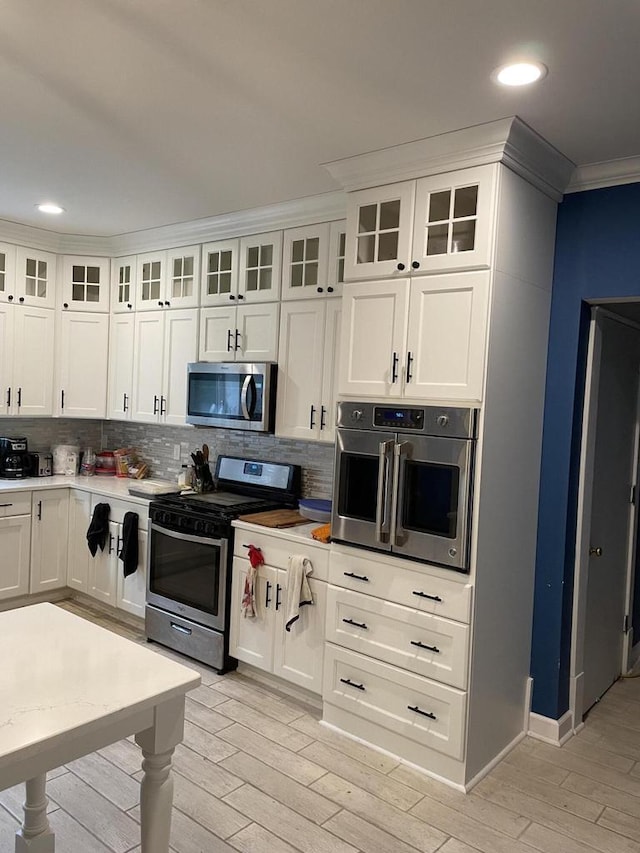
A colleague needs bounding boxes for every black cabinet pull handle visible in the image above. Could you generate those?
[309,405,316,429]
[410,640,440,653]
[123,393,128,412]
[235,329,240,351]
[275,583,282,611]
[344,571,369,582]
[412,591,442,602]
[327,286,334,293]
[61,389,65,410]
[6,387,10,408]
[116,535,123,554]
[160,396,167,415]
[411,261,420,269]
[265,580,272,608]
[340,678,365,691]
[397,263,405,271]
[391,351,399,383]
[37,500,42,521]
[407,705,437,720]
[406,351,413,383]
[0,503,13,508]
[227,329,232,352]
[153,395,159,415]
[320,406,327,430]
[17,387,22,407]
[108,533,114,554]
[342,618,368,630]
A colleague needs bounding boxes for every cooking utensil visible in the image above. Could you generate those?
[202,443,209,462]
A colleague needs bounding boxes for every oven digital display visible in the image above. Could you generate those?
[243,462,263,477]
[374,407,424,429]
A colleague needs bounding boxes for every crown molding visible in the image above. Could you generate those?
[0,218,112,255]
[566,155,640,193]
[324,116,575,201]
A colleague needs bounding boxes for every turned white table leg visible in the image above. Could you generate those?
[15,775,55,853]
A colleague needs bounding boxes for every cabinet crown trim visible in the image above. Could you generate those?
[323,116,575,202]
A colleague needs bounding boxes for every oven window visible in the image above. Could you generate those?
[150,529,221,615]
[337,453,379,522]
[188,373,264,422]
[403,461,459,538]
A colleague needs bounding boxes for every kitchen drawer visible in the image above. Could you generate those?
[90,495,148,526]
[233,527,329,581]
[326,585,469,689]
[0,492,32,517]
[329,546,472,623]
[323,644,466,760]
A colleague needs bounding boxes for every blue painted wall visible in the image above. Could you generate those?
[531,182,640,718]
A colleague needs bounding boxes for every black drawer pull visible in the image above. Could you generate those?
[342,618,368,630]
[411,640,440,653]
[408,705,437,720]
[344,571,369,582]
[412,591,442,602]
[0,503,13,508]
[340,678,365,691]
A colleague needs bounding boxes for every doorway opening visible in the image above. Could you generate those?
[570,303,640,726]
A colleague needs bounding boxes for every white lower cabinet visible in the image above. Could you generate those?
[56,311,110,417]
[0,493,31,599]
[116,529,147,618]
[230,561,277,671]
[30,489,70,592]
[88,519,119,605]
[67,489,92,592]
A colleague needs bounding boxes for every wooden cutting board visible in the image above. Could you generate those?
[237,508,310,528]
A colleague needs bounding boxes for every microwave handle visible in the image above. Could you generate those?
[375,440,394,544]
[390,441,409,546]
[240,375,257,420]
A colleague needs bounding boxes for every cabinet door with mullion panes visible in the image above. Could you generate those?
[327,220,346,298]
[136,252,167,311]
[201,239,239,307]
[15,247,57,309]
[166,245,200,309]
[344,182,414,281]
[282,223,329,300]
[61,256,110,312]
[111,256,136,313]
[0,242,16,305]
[239,231,282,303]
[412,165,495,274]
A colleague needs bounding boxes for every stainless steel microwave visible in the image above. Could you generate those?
[186,362,277,431]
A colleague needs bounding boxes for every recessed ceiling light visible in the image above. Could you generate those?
[493,61,547,87]
[36,202,65,215]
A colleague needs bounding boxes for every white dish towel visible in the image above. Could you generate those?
[285,555,314,632]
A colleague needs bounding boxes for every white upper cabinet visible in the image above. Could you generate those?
[201,239,239,307]
[13,248,57,309]
[327,220,347,298]
[344,165,496,280]
[282,223,330,300]
[107,313,135,420]
[199,303,279,363]
[56,312,109,418]
[0,304,13,417]
[136,251,166,311]
[166,245,200,309]
[3,306,55,417]
[60,256,110,313]
[111,256,136,313]
[238,231,282,303]
[0,242,16,304]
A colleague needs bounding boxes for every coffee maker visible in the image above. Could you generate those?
[0,437,31,479]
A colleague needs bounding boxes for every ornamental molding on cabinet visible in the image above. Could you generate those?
[566,154,640,193]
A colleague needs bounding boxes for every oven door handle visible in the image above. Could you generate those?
[149,522,226,548]
[375,440,394,544]
[390,441,409,546]
[240,374,255,420]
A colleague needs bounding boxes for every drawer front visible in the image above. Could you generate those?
[329,547,472,623]
[90,495,148,526]
[326,585,469,689]
[234,528,329,581]
[323,644,466,760]
[0,492,32,517]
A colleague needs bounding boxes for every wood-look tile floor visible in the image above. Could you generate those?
[2,600,640,853]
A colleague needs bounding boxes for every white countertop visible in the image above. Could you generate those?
[232,518,329,548]
[0,474,166,507]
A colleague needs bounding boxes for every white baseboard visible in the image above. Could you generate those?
[464,731,526,791]
[528,709,574,746]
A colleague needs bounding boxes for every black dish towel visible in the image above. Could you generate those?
[119,511,139,577]
[86,502,111,556]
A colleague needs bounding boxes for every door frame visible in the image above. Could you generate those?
[569,306,640,728]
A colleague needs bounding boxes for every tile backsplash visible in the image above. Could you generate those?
[0,419,335,499]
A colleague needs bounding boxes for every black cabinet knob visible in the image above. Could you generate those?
[63,302,69,309]
[397,263,405,271]
[164,300,170,306]
[411,261,420,269]
[327,286,334,293]
[237,293,244,300]
[158,301,163,306]
[18,297,24,303]
[229,294,235,300]
[8,295,13,301]
[317,287,324,293]
[127,303,132,309]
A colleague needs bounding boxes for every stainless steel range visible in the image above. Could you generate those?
[146,455,301,671]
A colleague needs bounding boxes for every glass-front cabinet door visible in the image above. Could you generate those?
[327,220,346,298]
[239,230,282,303]
[0,242,16,304]
[60,256,110,312]
[111,256,136,313]
[411,164,495,273]
[14,247,57,310]
[282,223,330,300]
[166,245,200,309]
[136,252,166,311]
[344,182,414,281]
[201,239,239,307]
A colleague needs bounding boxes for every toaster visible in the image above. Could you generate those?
[29,451,53,477]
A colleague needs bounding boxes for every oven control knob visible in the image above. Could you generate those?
[437,415,449,428]
[449,547,457,557]
[204,523,214,536]
[351,409,363,422]
[194,520,204,533]
[179,517,189,529]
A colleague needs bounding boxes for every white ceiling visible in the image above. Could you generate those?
[1,0,639,237]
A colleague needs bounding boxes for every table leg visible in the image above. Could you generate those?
[135,695,185,853]
[15,775,55,852]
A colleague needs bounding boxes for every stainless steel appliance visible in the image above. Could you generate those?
[332,402,478,572]
[27,451,53,477]
[146,455,301,671]
[0,437,30,479]
[186,362,277,431]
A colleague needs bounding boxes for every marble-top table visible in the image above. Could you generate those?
[0,603,200,852]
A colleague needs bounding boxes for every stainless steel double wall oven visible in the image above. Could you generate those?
[332,402,478,572]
